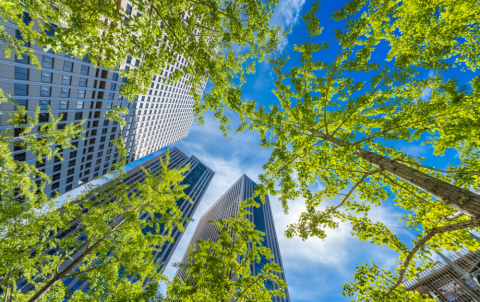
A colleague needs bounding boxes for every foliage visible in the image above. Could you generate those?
[0,88,191,302]
[166,199,287,302]
[0,0,285,133]
[231,0,480,301]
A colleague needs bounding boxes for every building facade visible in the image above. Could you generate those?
[0,3,206,197]
[404,241,480,302]
[12,147,215,295]
[175,174,291,302]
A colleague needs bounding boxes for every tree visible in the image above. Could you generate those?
[1,0,285,130]
[0,92,192,302]
[166,200,287,302]
[235,0,480,300]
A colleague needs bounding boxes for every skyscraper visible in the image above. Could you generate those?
[175,174,290,302]
[13,147,215,295]
[0,4,206,197]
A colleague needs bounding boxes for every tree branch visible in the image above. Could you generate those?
[322,16,350,135]
[383,218,480,298]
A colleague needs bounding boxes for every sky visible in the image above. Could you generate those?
[123,0,478,301]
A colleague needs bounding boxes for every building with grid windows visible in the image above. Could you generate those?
[10,147,215,295]
[0,6,207,197]
[175,174,290,302]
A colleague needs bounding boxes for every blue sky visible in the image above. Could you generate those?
[124,0,479,300]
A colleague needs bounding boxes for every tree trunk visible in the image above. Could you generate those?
[310,130,480,218]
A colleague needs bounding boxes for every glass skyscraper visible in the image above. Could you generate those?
[13,147,215,295]
[0,3,207,197]
[175,174,290,302]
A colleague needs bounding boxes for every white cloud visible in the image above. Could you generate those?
[421,87,432,101]
[269,0,306,52]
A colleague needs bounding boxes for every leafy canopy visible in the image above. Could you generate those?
[229,0,480,300]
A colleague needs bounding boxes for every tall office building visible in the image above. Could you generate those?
[0,4,207,197]
[175,174,290,302]
[12,147,215,294]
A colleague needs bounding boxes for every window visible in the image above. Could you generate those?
[76,101,84,110]
[14,152,26,161]
[60,100,68,110]
[108,93,114,100]
[42,56,54,68]
[103,169,108,175]
[104,161,109,167]
[106,102,112,109]
[79,78,87,87]
[99,144,104,150]
[51,182,59,190]
[110,83,116,90]
[68,160,76,167]
[112,73,118,81]
[70,151,77,158]
[67,169,74,176]
[13,127,22,137]
[62,75,71,85]
[94,111,101,118]
[65,184,73,192]
[36,160,46,168]
[135,59,139,66]
[15,67,28,80]
[45,24,56,37]
[66,176,74,183]
[75,112,83,120]
[52,173,61,181]
[81,65,89,75]
[64,60,73,72]
[61,88,70,97]
[126,56,131,64]
[95,159,101,165]
[15,53,29,64]
[40,86,51,97]
[103,120,109,126]
[41,71,52,83]
[101,128,107,135]
[78,90,85,98]
[40,100,50,110]
[100,136,106,142]
[110,134,115,140]
[126,4,132,15]
[53,164,62,172]
[14,84,28,95]
[15,99,27,110]
[96,102,102,109]
[59,112,67,120]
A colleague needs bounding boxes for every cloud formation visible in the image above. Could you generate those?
[270,0,306,51]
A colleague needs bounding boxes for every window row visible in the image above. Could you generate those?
[13,84,116,99]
